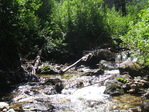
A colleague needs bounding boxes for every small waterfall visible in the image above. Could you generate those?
[116,50,138,62]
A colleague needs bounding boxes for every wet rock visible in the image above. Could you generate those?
[98,60,117,70]
[77,66,92,72]
[129,108,140,112]
[104,80,125,96]
[76,81,84,88]
[21,73,40,82]
[120,75,149,94]
[54,82,64,94]
[44,78,62,85]
[44,78,64,94]
[81,49,116,68]
[0,102,9,110]
[141,97,149,112]
[8,108,15,112]
[142,89,149,99]
[22,103,55,111]
[81,69,104,76]
[0,102,15,112]
[94,49,116,61]
[118,61,142,77]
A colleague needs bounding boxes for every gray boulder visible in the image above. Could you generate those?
[118,61,142,77]
[104,80,125,96]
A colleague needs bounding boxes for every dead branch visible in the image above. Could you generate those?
[32,49,42,75]
[60,53,93,73]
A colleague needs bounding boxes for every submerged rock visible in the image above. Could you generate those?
[44,78,64,94]
[22,103,55,111]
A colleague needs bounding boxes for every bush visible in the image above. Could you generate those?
[49,0,112,59]
[120,8,149,66]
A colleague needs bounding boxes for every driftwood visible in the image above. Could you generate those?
[60,49,115,74]
[21,50,42,75]
[31,50,42,75]
[60,53,93,73]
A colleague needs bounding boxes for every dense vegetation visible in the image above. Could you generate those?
[0,0,149,72]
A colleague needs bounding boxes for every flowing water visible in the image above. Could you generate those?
[0,51,142,112]
[9,73,114,111]
[1,70,141,112]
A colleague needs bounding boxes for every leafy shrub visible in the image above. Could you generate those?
[120,8,149,66]
[49,0,111,58]
[106,8,132,38]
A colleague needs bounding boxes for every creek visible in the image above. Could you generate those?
[0,51,143,112]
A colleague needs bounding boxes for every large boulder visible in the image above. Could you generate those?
[104,80,125,96]
[44,78,64,93]
[83,49,116,68]
[118,61,142,77]
[98,60,117,70]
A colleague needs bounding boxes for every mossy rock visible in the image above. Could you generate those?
[104,80,125,96]
[119,61,143,77]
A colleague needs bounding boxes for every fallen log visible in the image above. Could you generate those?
[60,53,93,73]
[60,48,116,74]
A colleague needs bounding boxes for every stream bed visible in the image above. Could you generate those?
[0,69,142,112]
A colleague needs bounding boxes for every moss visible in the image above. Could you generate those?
[131,63,142,71]
[117,77,127,83]
[41,65,50,71]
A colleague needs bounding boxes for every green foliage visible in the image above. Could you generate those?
[120,8,149,66]
[1,0,149,67]
[49,0,111,58]
[106,8,132,38]
[0,0,19,46]
[0,0,44,56]
[104,0,148,46]
[16,0,44,57]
